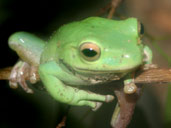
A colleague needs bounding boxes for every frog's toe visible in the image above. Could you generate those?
[124,82,137,94]
[77,93,114,110]
[29,66,39,84]
[18,77,33,93]
[78,100,103,111]
[9,62,20,89]
[85,91,114,103]
[105,95,115,102]
[9,81,18,89]
[9,61,33,93]
[92,102,103,111]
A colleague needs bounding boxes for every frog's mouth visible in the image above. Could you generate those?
[73,67,135,74]
[74,67,129,84]
[60,59,130,74]
[60,59,132,83]
[60,59,139,74]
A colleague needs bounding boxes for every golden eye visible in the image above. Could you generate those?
[80,42,101,61]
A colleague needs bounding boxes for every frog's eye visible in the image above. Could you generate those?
[80,42,101,61]
[138,22,144,35]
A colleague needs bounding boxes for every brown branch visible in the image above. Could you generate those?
[111,85,142,128]
[135,68,171,84]
[0,67,171,85]
[0,67,13,80]
[0,66,40,81]
[110,68,171,128]
[95,0,123,18]
[107,0,123,19]
[111,88,141,128]
[56,116,67,128]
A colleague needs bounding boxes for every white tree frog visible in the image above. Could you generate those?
[8,17,152,110]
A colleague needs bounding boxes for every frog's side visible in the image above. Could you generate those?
[8,17,152,110]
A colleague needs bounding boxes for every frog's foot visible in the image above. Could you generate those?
[9,61,38,93]
[91,95,114,111]
[124,81,137,94]
[142,64,158,70]
[76,92,114,111]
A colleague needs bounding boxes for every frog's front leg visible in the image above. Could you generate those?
[124,45,155,94]
[123,73,137,94]
[143,45,157,70]
[8,32,45,93]
[39,61,114,110]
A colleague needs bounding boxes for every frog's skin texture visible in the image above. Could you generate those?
[8,17,152,110]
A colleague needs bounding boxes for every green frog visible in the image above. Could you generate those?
[8,17,152,110]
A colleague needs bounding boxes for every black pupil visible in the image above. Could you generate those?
[140,23,144,34]
[82,48,97,57]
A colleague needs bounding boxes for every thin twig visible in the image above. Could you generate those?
[0,67,171,85]
[56,116,67,128]
[110,68,171,128]
[135,68,171,84]
[110,83,143,128]
[107,0,123,19]
[95,0,123,18]
[0,66,40,81]
[0,67,13,80]
[95,3,111,16]
[111,87,141,128]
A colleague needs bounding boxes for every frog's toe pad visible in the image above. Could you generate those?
[9,81,18,89]
[105,95,115,102]
[124,83,137,94]
[92,102,103,111]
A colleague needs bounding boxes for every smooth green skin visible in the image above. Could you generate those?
[8,17,152,109]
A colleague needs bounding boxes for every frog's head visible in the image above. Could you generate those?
[54,17,144,74]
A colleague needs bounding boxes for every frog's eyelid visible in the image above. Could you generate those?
[79,42,101,61]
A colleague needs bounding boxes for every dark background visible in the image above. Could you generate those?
[0,0,170,128]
